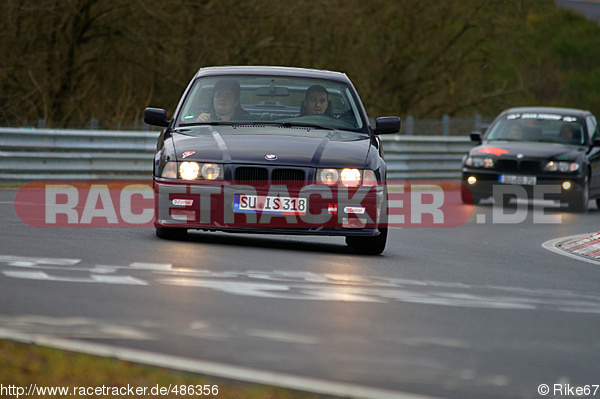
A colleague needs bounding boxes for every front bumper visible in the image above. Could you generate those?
[461,168,586,202]
[153,179,386,236]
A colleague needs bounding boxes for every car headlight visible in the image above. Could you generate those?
[543,161,579,173]
[317,169,377,187]
[340,168,361,187]
[201,163,223,180]
[179,162,201,180]
[465,156,495,169]
[318,169,339,185]
[165,161,223,180]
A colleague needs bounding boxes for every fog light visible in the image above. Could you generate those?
[562,181,572,190]
[467,176,477,185]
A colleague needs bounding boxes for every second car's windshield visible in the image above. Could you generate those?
[486,112,585,145]
[176,75,367,132]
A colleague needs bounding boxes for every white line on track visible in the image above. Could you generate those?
[0,327,439,399]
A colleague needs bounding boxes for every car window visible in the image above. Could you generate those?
[176,75,366,132]
[586,115,598,142]
[486,112,585,145]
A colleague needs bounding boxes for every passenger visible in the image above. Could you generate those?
[508,123,524,141]
[507,124,524,140]
[559,124,579,143]
[300,85,333,116]
[197,79,249,121]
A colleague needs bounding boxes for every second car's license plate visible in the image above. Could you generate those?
[499,174,537,185]
[233,194,307,215]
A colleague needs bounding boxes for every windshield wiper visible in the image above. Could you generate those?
[256,121,333,130]
[179,121,241,127]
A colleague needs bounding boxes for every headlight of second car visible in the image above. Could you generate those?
[543,161,580,173]
[465,156,494,169]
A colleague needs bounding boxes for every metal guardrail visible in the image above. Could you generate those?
[0,127,475,183]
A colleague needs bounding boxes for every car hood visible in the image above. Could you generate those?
[170,125,371,167]
[472,141,585,159]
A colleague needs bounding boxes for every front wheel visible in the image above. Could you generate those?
[156,227,188,240]
[345,228,388,255]
[461,184,481,205]
[568,174,589,213]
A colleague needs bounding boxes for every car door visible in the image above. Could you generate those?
[586,115,600,197]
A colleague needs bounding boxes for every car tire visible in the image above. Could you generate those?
[596,198,600,210]
[346,228,388,255]
[461,185,481,205]
[345,191,388,255]
[568,174,589,213]
[156,227,188,240]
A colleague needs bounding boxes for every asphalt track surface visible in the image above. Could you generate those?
[1,188,599,399]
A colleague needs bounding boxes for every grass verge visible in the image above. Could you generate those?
[0,340,338,398]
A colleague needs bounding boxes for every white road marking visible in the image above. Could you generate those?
[2,270,147,285]
[2,254,600,313]
[0,316,153,340]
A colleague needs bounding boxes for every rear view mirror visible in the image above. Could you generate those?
[256,86,289,97]
[374,117,401,134]
[144,108,169,127]
[470,131,482,143]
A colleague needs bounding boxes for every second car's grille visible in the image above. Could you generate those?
[496,160,518,172]
[496,159,540,173]
[520,161,540,172]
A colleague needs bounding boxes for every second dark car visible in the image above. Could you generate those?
[462,106,600,212]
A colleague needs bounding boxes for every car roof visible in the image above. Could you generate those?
[192,65,352,84]
[502,106,592,118]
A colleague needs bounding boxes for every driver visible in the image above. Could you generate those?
[197,79,249,121]
[301,85,333,116]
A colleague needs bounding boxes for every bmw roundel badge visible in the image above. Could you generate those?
[265,154,277,160]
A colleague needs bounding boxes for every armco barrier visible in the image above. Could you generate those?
[0,127,475,183]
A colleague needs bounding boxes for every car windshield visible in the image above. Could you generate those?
[175,75,367,132]
[485,112,585,145]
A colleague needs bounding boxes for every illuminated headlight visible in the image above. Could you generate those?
[317,169,376,187]
[465,157,494,169]
[544,161,579,173]
[340,168,361,187]
[179,162,200,180]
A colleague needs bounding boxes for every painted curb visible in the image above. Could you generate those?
[542,232,600,265]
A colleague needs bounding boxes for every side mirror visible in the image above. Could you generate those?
[593,137,600,147]
[144,107,170,127]
[470,131,482,143]
[374,117,401,134]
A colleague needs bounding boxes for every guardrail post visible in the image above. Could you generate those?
[90,118,99,130]
[474,114,482,131]
[405,115,413,135]
[442,114,450,136]
[38,119,46,129]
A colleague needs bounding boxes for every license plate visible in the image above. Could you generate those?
[499,174,537,185]
[233,194,307,215]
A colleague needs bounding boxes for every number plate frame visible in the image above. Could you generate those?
[233,194,307,215]
[499,174,537,185]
